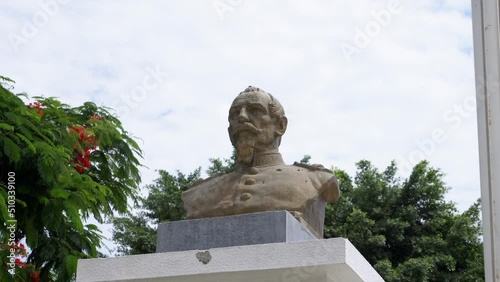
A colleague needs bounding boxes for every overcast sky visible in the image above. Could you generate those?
[1,0,477,254]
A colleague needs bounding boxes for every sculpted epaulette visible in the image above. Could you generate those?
[292,162,333,173]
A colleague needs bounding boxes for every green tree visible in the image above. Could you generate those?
[299,155,311,164]
[0,77,143,281]
[206,149,236,176]
[326,160,484,282]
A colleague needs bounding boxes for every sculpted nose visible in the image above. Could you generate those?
[238,108,250,122]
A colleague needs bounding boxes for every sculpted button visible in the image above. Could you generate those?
[240,193,251,201]
[244,178,256,185]
[248,167,259,175]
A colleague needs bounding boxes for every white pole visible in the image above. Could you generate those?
[472,0,500,281]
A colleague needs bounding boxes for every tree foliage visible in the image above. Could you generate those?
[206,149,237,176]
[326,160,484,281]
[0,77,143,281]
[111,154,484,281]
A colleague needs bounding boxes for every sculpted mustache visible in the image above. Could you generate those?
[231,123,261,136]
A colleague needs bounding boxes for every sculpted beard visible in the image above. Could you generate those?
[230,123,260,165]
[235,135,256,165]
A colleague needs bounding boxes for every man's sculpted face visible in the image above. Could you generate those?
[228,90,283,165]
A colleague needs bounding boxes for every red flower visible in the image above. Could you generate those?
[71,126,86,140]
[27,102,43,117]
[15,258,27,268]
[70,122,100,173]
[75,166,85,173]
[30,271,40,282]
[68,116,103,173]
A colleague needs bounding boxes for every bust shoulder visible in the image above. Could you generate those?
[187,172,226,190]
[292,162,340,202]
[292,161,332,173]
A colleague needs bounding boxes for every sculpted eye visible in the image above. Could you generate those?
[229,108,240,118]
[248,105,265,115]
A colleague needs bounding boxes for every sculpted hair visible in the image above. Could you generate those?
[240,86,285,119]
[267,93,285,119]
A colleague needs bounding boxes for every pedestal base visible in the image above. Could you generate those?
[156,210,317,253]
[76,238,384,282]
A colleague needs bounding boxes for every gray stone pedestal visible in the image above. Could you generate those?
[156,210,317,252]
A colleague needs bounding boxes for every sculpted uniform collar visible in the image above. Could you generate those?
[235,150,285,173]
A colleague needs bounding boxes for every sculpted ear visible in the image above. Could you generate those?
[277,116,287,136]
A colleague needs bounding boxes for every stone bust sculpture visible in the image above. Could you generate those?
[181,86,340,237]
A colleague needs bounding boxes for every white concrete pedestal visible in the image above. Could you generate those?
[76,238,384,282]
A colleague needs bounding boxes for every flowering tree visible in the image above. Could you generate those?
[0,241,40,281]
[0,76,143,281]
